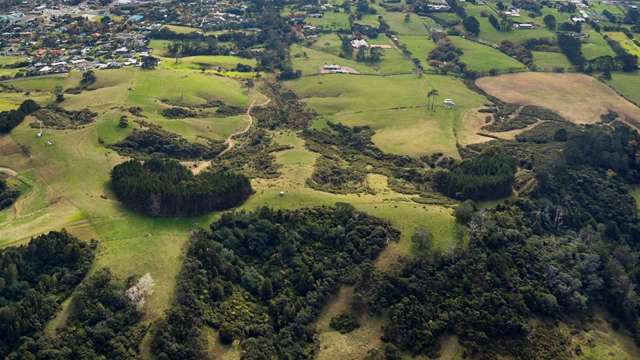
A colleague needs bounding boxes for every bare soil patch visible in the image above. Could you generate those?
[476,73,640,125]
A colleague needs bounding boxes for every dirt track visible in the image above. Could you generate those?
[184,96,270,175]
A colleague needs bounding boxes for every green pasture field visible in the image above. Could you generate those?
[582,29,615,60]
[306,11,351,31]
[0,68,462,329]
[149,39,172,57]
[367,35,415,74]
[399,35,436,68]
[291,36,414,76]
[0,55,26,66]
[384,12,434,35]
[290,44,373,75]
[607,32,640,58]
[608,71,640,105]
[532,51,572,71]
[0,66,262,322]
[463,4,557,45]
[286,73,486,157]
[162,24,201,34]
[449,36,526,73]
[309,33,344,57]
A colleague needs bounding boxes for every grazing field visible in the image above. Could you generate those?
[608,71,640,105]
[384,12,435,35]
[240,131,459,258]
[287,73,486,157]
[0,68,264,322]
[399,35,436,68]
[608,32,640,57]
[582,29,615,60]
[449,36,526,73]
[306,11,350,31]
[463,4,557,45]
[161,24,201,34]
[290,44,372,76]
[532,51,572,71]
[477,72,640,124]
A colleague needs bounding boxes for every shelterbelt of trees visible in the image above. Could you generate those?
[111,159,252,217]
[151,205,399,359]
[0,231,95,358]
[353,123,640,359]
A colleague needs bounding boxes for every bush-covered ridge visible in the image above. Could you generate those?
[152,204,399,359]
[0,230,96,357]
[111,158,252,217]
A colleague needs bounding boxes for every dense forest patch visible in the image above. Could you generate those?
[433,149,517,200]
[151,204,399,359]
[0,231,96,357]
[111,158,252,217]
[353,123,640,358]
[8,268,147,359]
[0,99,40,134]
[0,177,20,211]
[110,129,225,160]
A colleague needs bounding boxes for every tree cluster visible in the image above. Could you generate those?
[433,149,517,200]
[152,204,399,359]
[111,159,252,217]
[111,129,225,160]
[0,231,95,357]
[8,268,146,359]
[0,99,40,134]
[0,178,19,211]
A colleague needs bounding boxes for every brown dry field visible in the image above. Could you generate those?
[476,72,640,125]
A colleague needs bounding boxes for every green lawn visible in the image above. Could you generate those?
[532,51,572,71]
[449,36,526,73]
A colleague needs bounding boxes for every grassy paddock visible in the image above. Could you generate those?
[449,36,526,73]
[477,72,640,124]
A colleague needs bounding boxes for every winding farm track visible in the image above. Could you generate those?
[218,97,271,157]
[0,167,18,177]
[187,96,270,175]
